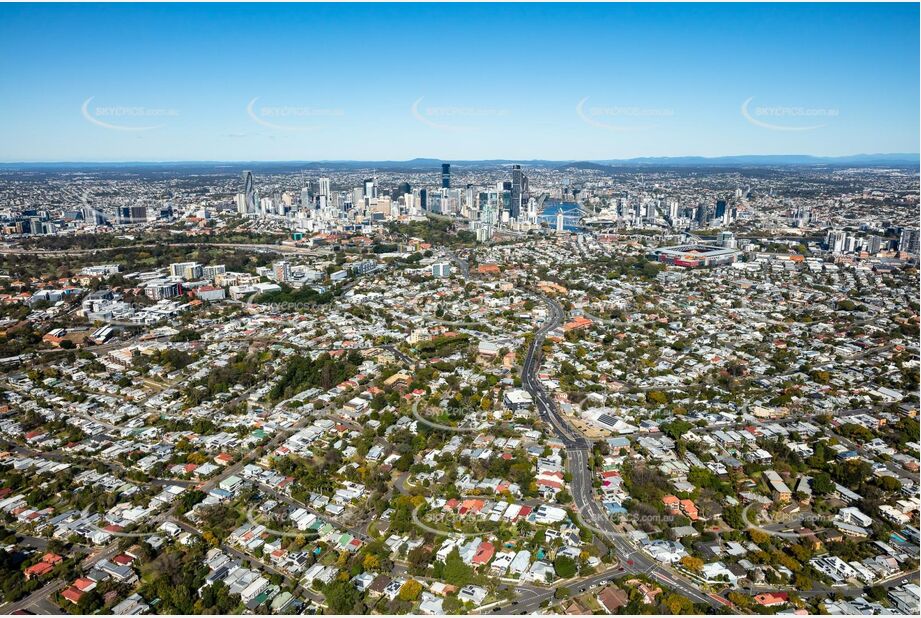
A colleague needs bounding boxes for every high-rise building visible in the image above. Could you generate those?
[83,204,107,225]
[717,231,737,248]
[441,163,451,189]
[695,203,711,227]
[826,230,848,253]
[242,171,256,214]
[118,205,147,224]
[318,178,331,198]
[509,164,530,221]
[667,200,679,221]
[898,228,919,255]
[273,261,291,283]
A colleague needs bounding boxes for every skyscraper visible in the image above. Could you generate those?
[510,164,528,220]
[899,228,919,255]
[118,205,148,224]
[318,178,331,198]
[441,163,451,189]
[242,170,256,214]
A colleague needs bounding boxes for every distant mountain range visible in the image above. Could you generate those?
[1,153,917,172]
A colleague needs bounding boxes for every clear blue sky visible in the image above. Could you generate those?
[0,2,917,161]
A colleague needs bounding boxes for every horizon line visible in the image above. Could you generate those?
[0,152,919,166]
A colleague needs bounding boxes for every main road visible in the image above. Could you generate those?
[518,291,730,612]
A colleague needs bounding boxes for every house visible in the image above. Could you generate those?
[597,586,629,613]
[679,499,699,521]
[764,470,792,502]
[458,584,488,605]
[24,561,54,580]
[662,495,680,514]
[61,586,85,605]
[754,592,789,607]
[472,541,495,566]
[418,593,444,615]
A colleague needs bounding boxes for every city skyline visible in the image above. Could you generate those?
[1,2,919,162]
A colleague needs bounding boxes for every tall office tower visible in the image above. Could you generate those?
[526,197,538,224]
[83,204,107,225]
[555,210,565,233]
[393,182,412,200]
[118,205,148,224]
[715,199,727,221]
[419,188,428,211]
[695,203,711,226]
[644,200,656,220]
[364,178,376,199]
[242,171,256,213]
[510,164,528,220]
[899,228,919,254]
[791,204,811,228]
[352,188,364,211]
[318,177,331,198]
[300,187,312,210]
[441,163,451,189]
[865,235,882,254]
[668,200,679,221]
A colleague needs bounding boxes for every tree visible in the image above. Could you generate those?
[811,472,834,496]
[442,548,474,586]
[553,555,577,579]
[324,580,360,614]
[679,556,704,572]
[662,593,694,614]
[398,579,423,603]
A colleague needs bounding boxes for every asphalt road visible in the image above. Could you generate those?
[517,291,730,612]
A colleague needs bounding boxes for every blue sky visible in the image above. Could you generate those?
[0,2,918,161]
